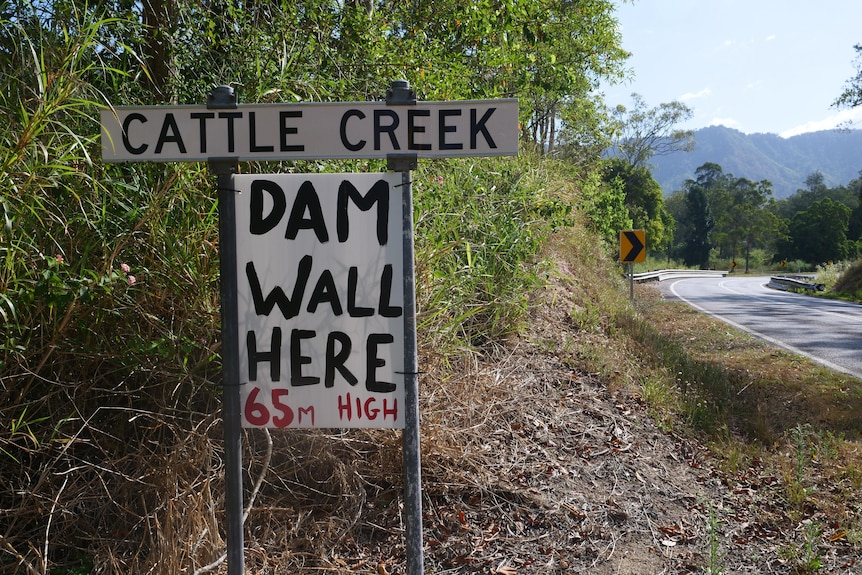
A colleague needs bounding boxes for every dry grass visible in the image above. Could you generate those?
[6,233,862,574]
[634,284,862,441]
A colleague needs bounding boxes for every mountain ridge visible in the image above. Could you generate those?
[650,125,862,199]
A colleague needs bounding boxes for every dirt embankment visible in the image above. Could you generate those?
[242,258,860,574]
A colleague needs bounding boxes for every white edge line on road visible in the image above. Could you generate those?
[668,280,862,379]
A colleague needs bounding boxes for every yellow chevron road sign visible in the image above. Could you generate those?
[620,229,646,263]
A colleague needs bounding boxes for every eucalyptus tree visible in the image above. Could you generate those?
[681,163,782,271]
[677,164,724,268]
[681,184,714,268]
[724,178,781,272]
[834,43,862,111]
[371,0,630,153]
[599,93,693,260]
[610,93,695,169]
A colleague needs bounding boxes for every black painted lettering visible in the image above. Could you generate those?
[337,179,389,245]
[245,256,312,319]
[407,109,431,151]
[378,264,402,317]
[190,112,214,153]
[285,180,329,242]
[374,109,400,150]
[340,109,366,151]
[290,329,319,386]
[121,113,148,155]
[438,109,463,150]
[218,111,242,153]
[366,333,395,392]
[279,111,304,152]
[246,327,282,381]
[325,331,357,388]
[306,269,343,315]
[250,179,287,235]
[249,112,274,152]
[154,113,186,154]
[470,107,497,149]
[347,267,374,317]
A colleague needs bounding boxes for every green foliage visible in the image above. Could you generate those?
[703,502,726,575]
[0,1,629,571]
[414,154,574,353]
[555,93,617,164]
[682,185,714,268]
[602,157,673,252]
[0,7,222,570]
[666,162,794,270]
[1,7,145,372]
[80,0,629,147]
[774,172,859,220]
[580,168,632,245]
[782,197,852,264]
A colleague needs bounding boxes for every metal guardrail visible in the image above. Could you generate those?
[630,269,729,283]
[629,270,827,292]
[767,275,825,292]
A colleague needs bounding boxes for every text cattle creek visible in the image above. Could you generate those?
[234,173,406,428]
[100,100,519,162]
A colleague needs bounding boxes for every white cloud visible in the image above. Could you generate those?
[679,88,712,101]
[708,117,741,130]
[765,34,776,41]
[780,108,862,138]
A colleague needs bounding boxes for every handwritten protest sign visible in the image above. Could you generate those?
[233,173,405,428]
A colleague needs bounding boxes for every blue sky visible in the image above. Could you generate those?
[603,0,862,137]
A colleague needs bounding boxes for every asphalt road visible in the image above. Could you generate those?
[660,275,862,379]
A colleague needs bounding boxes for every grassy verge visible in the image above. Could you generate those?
[621,282,862,551]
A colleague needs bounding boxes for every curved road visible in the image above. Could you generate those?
[660,276,862,379]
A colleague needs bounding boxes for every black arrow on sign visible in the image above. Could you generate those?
[622,230,644,262]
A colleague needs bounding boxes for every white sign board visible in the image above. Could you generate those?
[234,173,405,428]
[101,100,519,162]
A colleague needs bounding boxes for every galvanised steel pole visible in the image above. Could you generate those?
[209,85,244,575]
[386,79,424,575]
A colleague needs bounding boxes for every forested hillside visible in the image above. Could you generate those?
[651,125,862,198]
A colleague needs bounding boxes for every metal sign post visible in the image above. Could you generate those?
[208,86,245,575]
[386,80,424,575]
[620,229,646,302]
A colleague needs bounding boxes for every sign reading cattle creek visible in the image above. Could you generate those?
[100,100,519,162]
[234,173,404,428]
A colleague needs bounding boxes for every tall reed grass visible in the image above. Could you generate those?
[0,7,589,572]
[1,9,225,573]
[413,157,573,356]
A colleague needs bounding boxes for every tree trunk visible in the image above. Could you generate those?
[141,0,177,102]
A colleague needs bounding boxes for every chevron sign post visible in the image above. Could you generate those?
[620,229,646,263]
[620,229,646,301]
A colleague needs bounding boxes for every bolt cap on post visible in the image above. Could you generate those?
[386,80,416,105]
[208,85,237,108]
